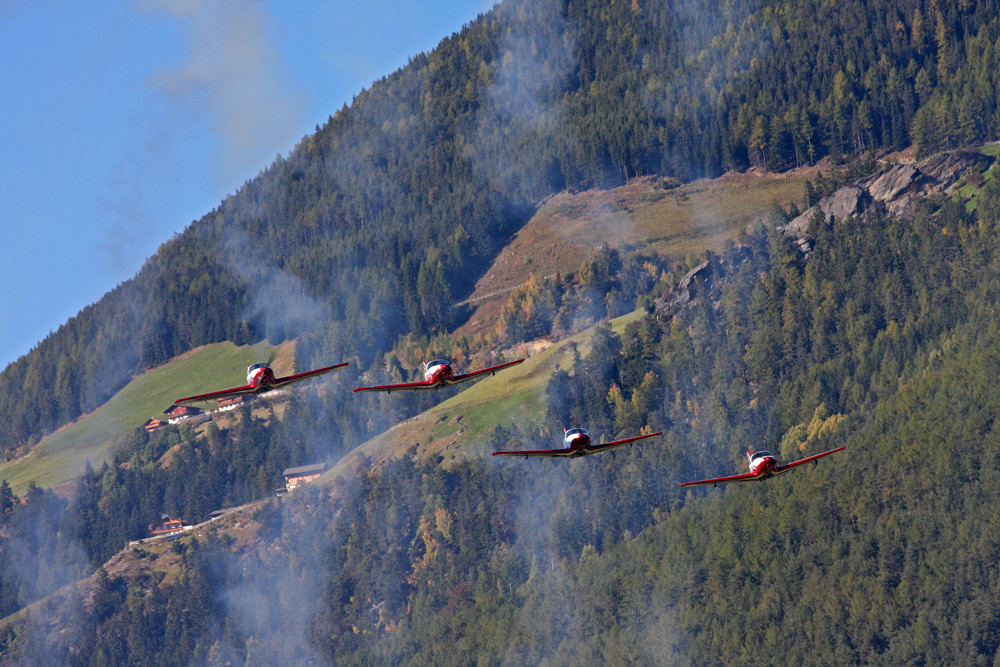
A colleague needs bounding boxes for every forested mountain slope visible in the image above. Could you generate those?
[7,0,1000,455]
[8,156,1000,664]
[9,0,1000,661]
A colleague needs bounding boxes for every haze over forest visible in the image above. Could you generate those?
[5,0,1000,663]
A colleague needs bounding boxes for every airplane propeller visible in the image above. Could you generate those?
[247,346,278,370]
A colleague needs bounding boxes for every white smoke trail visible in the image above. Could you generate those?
[141,0,309,184]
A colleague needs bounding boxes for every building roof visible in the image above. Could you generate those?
[283,462,328,477]
[148,515,184,531]
[163,404,202,416]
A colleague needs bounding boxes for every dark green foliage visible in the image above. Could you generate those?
[278,172,1000,664]
[18,176,1000,663]
[0,482,91,620]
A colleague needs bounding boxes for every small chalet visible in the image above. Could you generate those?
[283,462,328,492]
[143,418,167,433]
[148,515,185,537]
[216,395,246,412]
[163,404,202,424]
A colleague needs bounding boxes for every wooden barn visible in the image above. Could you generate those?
[283,462,328,492]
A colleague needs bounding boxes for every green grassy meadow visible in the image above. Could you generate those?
[0,340,290,494]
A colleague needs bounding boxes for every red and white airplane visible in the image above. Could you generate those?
[492,428,662,458]
[680,446,845,487]
[173,361,348,406]
[352,358,524,394]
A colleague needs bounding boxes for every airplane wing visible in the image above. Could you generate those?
[352,380,436,393]
[680,446,846,487]
[353,359,525,393]
[491,448,577,458]
[492,432,663,458]
[450,358,526,384]
[173,384,259,406]
[679,472,762,487]
[773,446,845,473]
[175,363,348,405]
[587,431,663,453]
[272,362,349,387]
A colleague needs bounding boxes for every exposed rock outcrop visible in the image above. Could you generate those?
[654,248,751,328]
[655,260,710,325]
[865,164,920,206]
[655,149,993,329]
[781,185,868,238]
[781,150,994,251]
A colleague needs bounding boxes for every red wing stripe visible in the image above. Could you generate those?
[774,446,846,472]
[590,431,663,452]
[679,472,759,487]
[451,358,526,383]
[173,384,257,405]
[491,449,572,457]
[273,362,349,386]
[352,380,434,393]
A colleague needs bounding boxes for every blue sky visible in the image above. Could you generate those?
[0,0,495,371]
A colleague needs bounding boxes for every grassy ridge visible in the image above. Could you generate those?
[0,340,290,494]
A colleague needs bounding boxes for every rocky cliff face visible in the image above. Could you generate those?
[653,248,751,328]
[781,150,994,252]
[656,150,994,326]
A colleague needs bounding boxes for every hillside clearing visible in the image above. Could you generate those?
[455,169,816,338]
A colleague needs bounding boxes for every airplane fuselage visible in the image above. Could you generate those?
[564,428,591,451]
[424,360,455,387]
[747,451,778,477]
[247,363,277,390]
[556,428,595,456]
